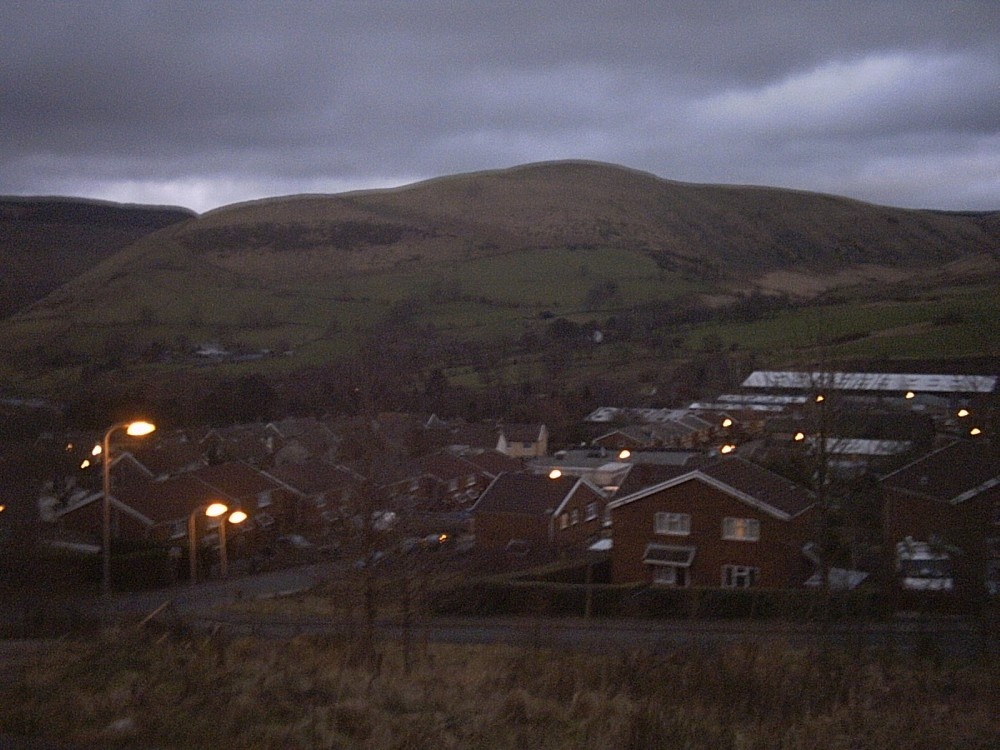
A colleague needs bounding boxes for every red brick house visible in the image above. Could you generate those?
[607,457,816,588]
[379,449,514,512]
[471,472,607,554]
[881,439,1000,596]
[40,460,304,550]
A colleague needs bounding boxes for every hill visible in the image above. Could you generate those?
[0,197,195,318]
[0,162,997,403]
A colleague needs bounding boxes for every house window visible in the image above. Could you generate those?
[585,502,599,522]
[655,512,691,536]
[466,474,477,487]
[570,509,579,525]
[722,565,758,588]
[722,517,760,541]
[653,565,688,587]
[170,520,186,540]
[559,513,569,530]
[409,478,420,493]
[644,544,695,587]
[257,491,272,508]
[448,478,458,492]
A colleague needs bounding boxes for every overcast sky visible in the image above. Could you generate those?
[2,1,998,213]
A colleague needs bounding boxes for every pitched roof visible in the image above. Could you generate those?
[615,463,691,497]
[499,423,545,442]
[130,442,207,477]
[471,472,599,517]
[460,449,524,477]
[264,462,361,496]
[608,457,814,520]
[121,461,297,523]
[881,439,1000,504]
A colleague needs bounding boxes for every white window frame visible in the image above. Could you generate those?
[570,508,579,525]
[722,517,760,541]
[585,501,599,522]
[257,490,273,508]
[652,565,688,587]
[722,564,759,588]
[559,513,569,530]
[655,511,691,536]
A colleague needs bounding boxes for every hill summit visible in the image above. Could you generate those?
[1,161,997,397]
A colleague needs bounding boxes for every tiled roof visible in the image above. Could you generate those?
[472,472,583,516]
[264,463,360,495]
[123,461,294,522]
[461,449,524,477]
[698,458,815,518]
[609,457,814,520]
[615,463,691,497]
[881,439,1000,504]
[131,442,207,477]
[499,424,544,442]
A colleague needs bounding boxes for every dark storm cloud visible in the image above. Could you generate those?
[1,1,997,211]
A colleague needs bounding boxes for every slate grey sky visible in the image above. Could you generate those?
[1,1,998,213]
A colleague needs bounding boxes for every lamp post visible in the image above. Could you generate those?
[188,503,246,584]
[189,502,227,585]
[101,420,156,596]
[219,509,247,578]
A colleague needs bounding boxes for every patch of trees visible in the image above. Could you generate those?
[179,221,420,253]
[716,289,792,323]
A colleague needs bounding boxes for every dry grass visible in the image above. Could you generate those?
[1,628,996,749]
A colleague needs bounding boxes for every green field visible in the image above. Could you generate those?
[1,242,996,399]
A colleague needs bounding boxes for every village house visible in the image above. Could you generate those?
[379,448,520,512]
[881,439,1000,596]
[585,407,717,449]
[607,457,816,588]
[37,460,305,574]
[470,472,607,556]
[496,423,549,458]
[263,461,364,535]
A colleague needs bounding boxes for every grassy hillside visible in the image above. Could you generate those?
[0,162,997,400]
[0,198,194,319]
[1,627,996,749]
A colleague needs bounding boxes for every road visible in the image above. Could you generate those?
[64,562,995,660]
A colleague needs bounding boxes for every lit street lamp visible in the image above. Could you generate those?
[220,509,247,578]
[101,420,155,595]
[188,502,246,584]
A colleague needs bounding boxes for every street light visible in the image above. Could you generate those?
[101,420,156,595]
[189,502,226,585]
[219,509,247,578]
[188,503,246,583]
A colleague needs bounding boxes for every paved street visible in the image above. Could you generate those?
[74,563,996,660]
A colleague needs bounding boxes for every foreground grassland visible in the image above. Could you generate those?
[1,629,997,749]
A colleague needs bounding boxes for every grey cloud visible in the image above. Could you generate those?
[1,1,998,211]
